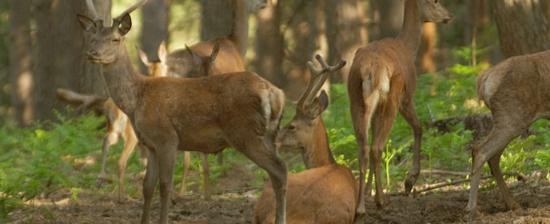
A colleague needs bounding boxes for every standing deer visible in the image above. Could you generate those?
[347,0,451,219]
[77,1,287,224]
[55,43,169,201]
[255,55,357,224]
[467,50,550,220]
[165,0,266,197]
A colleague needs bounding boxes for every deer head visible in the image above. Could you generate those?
[139,42,168,77]
[419,0,452,23]
[169,41,220,77]
[77,0,147,64]
[276,55,345,154]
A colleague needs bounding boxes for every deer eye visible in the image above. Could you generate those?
[112,38,121,43]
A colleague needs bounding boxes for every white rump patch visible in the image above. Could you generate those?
[482,68,505,102]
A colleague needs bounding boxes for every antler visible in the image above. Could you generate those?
[114,0,148,21]
[85,0,100,20]
[297,54,346,110]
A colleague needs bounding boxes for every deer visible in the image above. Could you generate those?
[163,0,266,197]
[165,0,266,78]
[55,43,169,201]
[466,50,550,221]
[254,55,357,224]
[141,42,220,199]
[77,1,288,224]
[347,0,451,220]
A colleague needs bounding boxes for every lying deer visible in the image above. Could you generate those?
[77,1,287,224]
[466,50,550,220]
[255,55,356,224]
[55,43,169,201]
[347,0,451,219]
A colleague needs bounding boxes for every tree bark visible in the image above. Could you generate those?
[373,0,403,39]
[140,0,171,71]
[33,0,110,121]
[492,0,550,58]
[200,0,234,41]
[8,0,33,126]
[325,0,368,82]
[253,0,285,87]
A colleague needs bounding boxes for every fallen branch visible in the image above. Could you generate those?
[414,172,522,194]
[420,169,469,177]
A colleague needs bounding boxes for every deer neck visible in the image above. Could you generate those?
[397,0,422,58]
[302,118,336,169]
[101,46,143,117]
[229,0,248,57]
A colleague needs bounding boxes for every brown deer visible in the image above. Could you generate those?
[347,0,451,218]
[142,42,220,199]
[255,55,356,224]
[466,50,550,220]
[166,0,266,77]
[56,43,170,201]
[77,1,288,224]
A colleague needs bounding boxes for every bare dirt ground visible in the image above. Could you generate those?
[7,168,550,224]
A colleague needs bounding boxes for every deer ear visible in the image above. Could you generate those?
[306,90,329,118]
[186,45,202,65]
[158,41,167,63]
[77,14,96,31]
[117,13,132,36]
[138,49,150,66]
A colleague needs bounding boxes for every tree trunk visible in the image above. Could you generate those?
[325,0,368,82]
[8,0,33,126]
[200,0,234,41]
[253,0,285,87]
[492,0,550,58]
[418,23,437,73]
[33,0,110,121]
[140,0,171,72]
[373,0,403,39]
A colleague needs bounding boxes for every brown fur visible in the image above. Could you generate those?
[466,50,550,220]
[255,55,356,224]
[347,0,451,220]
[77,3,287,223]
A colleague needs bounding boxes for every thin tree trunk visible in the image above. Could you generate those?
[140,0,171,72]
[325,0,368,82]
[418,23,437,73]
[492,0,550,58]
[254,0,285,87]
[200,0,233,41]
[373,0,403,38]
[8,0,33,126]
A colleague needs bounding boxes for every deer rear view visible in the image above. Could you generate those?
[466,50,550,221]
[77,1,287,224]
[255,55,357,224]
[347,0,451,220]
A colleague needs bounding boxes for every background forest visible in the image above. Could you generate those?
[1,0,550,223]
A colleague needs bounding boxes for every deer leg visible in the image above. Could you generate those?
[399,100,423,194]
[488,151,521,210]
[117,129,138,202]
[239,137,287,224]
[141,148,159,224]
[201,153,211,200]
[179,151,191,195]
[371,102,398,208]
[365,154,374,198]
[466,125,521,221]
[97,131,119,187]
[158,144,178,224]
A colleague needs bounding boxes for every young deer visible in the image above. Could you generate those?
[255,55,357,224]
[77,1,287,224]
[347,0,451,218]
[466,50,550,220]
[55,43,169,201]
[166,0,266,77]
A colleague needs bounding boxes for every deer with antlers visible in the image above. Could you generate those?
[56,43,169,201]
[77,1,287,224]
[466,50,550,220]
[347,0,451,220]
[255,55,357,224]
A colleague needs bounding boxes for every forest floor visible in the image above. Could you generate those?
[7,164,550,224]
